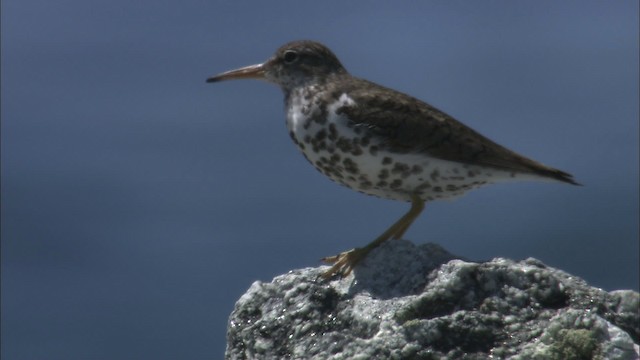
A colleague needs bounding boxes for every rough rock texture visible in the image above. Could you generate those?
[226,241,639,360]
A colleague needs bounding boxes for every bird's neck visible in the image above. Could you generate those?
[283,82,324,108]
[282,72,348,101]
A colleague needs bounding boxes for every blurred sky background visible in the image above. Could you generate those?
[2,1,638,359]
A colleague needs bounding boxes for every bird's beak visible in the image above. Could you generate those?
[206,63,266,83]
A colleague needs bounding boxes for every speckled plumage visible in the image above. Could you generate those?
[207,40,579,278]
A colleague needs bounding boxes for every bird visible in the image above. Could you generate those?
[206,40,579,278]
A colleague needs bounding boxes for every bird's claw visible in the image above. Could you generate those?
[320,247,367,279]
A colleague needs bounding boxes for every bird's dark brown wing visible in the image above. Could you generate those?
[333,77,578,185]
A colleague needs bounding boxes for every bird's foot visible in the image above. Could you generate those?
[320,247,369,279]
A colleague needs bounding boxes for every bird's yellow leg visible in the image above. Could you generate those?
[391,196,424,240]
[321,195,425,278]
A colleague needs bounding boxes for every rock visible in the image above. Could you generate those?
[225,240,639,360]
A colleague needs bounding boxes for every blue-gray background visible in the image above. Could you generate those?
[2,1,638,359]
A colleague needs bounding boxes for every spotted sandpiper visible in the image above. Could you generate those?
[207,40,579,278]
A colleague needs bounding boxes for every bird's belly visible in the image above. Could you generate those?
[286,102,521,202]
[295,144,498,202]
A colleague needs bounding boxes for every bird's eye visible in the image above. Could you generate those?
[283,50,298,64]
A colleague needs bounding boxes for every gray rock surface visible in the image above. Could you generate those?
[225,240,639,360]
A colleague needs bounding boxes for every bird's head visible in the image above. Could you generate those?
[207,40,347,90]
